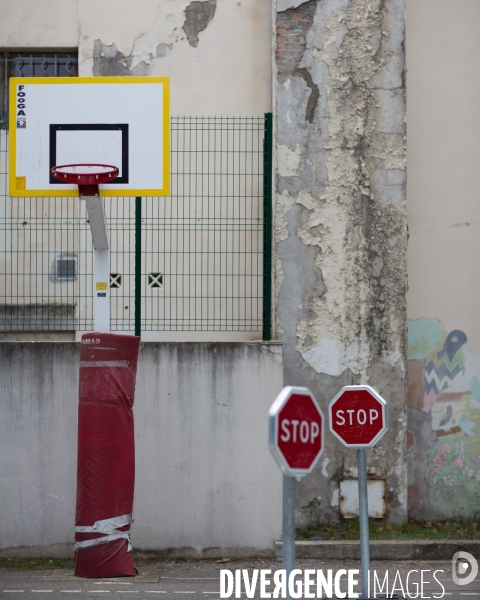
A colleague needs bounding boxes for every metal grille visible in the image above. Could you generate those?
[1,53,78,124]
[0,116,270,336]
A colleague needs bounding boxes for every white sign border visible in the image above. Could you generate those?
[328,384,388,449]
[269,385,325,478]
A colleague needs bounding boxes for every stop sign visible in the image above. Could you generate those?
[269,386,324,477]
[329,385,387,448]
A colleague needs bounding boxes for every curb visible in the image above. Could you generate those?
[274,540,480,561]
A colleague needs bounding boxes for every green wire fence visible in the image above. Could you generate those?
[0,115,273,338]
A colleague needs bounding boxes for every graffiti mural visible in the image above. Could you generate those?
[408,318,480,516]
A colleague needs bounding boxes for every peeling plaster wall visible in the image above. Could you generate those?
[0,0,271,115]
[78,0,272,115]
[275,0,407,523]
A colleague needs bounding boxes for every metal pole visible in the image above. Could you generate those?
[357,448,370,598]
[283,475,295,600]
[135,196,142,338]
[262,113,273,341]
[84,195,110,333]
[93,248,110,332]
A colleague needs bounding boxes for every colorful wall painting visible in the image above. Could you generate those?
[408,318,480,517]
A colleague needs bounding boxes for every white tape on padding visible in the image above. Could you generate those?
[80,360,131,368]
[75,514,133,551]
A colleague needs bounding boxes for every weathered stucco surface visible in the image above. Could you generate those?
[0,0,78,49]
[0,0,272,115]
[78,0,272,115]
[275,0,407,523]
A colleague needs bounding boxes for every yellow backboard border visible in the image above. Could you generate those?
[9,76,170,197]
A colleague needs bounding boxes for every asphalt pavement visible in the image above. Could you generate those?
[0,558,478,600]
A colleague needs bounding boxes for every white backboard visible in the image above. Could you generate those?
[9,77,170,197]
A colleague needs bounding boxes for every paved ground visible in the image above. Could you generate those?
[0,558,478,599]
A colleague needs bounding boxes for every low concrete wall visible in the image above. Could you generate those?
[0,341,283,557]
[275,540,480,561]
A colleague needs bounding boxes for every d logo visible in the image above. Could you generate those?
[452,551,478,586]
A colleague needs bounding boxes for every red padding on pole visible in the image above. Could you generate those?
[74,333,140,578]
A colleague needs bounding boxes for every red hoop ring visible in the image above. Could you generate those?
[51,163,119,185]
[51,163,120,196]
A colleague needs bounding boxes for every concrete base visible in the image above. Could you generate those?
[2,539,477,561]
[274,540,480,561]
[0,544,275,560]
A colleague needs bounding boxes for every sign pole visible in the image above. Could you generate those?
[283,475,295,600]
[269,386,324,600]
[357,448,370,599]
[328,385,388,600]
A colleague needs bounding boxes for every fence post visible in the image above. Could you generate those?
[135,196,142,338]
[263,112,273,341]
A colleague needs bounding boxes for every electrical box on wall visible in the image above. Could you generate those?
[55,256,77,281]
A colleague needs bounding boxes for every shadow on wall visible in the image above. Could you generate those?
[408,318,480,517]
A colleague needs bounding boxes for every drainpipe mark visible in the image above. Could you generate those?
[294,67,320,123]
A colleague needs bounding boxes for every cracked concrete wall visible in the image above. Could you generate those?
[78,0,272,115]
[275,0,407,523]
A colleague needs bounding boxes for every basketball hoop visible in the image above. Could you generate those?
[51,163,119,196]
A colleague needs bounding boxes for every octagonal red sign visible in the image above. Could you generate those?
[269,386,324,477]
[329,385,387,448]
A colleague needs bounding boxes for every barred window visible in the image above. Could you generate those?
[0,52,78,124]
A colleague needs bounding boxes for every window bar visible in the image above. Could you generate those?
[3,53,8,122]
[15,55,22,77]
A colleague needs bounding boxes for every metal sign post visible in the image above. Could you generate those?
[357,447,370,598]
[51,164,119,333]
[329,385,388,599]
[269,386,324,600]
[85,194,110,333]
[282,475,296,600]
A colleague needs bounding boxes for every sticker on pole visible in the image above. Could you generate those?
[328,385,387,448]
[269,386,324,478]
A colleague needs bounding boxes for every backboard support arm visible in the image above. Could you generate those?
[82,192,110,333]
[50,164,117,334]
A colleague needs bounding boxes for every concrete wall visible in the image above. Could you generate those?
[0,0,272,116]
[274,0,408,523]
[406,1,480,519]
[79,0,273,116]
[0,341,283,556]
[0,0,78,49]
